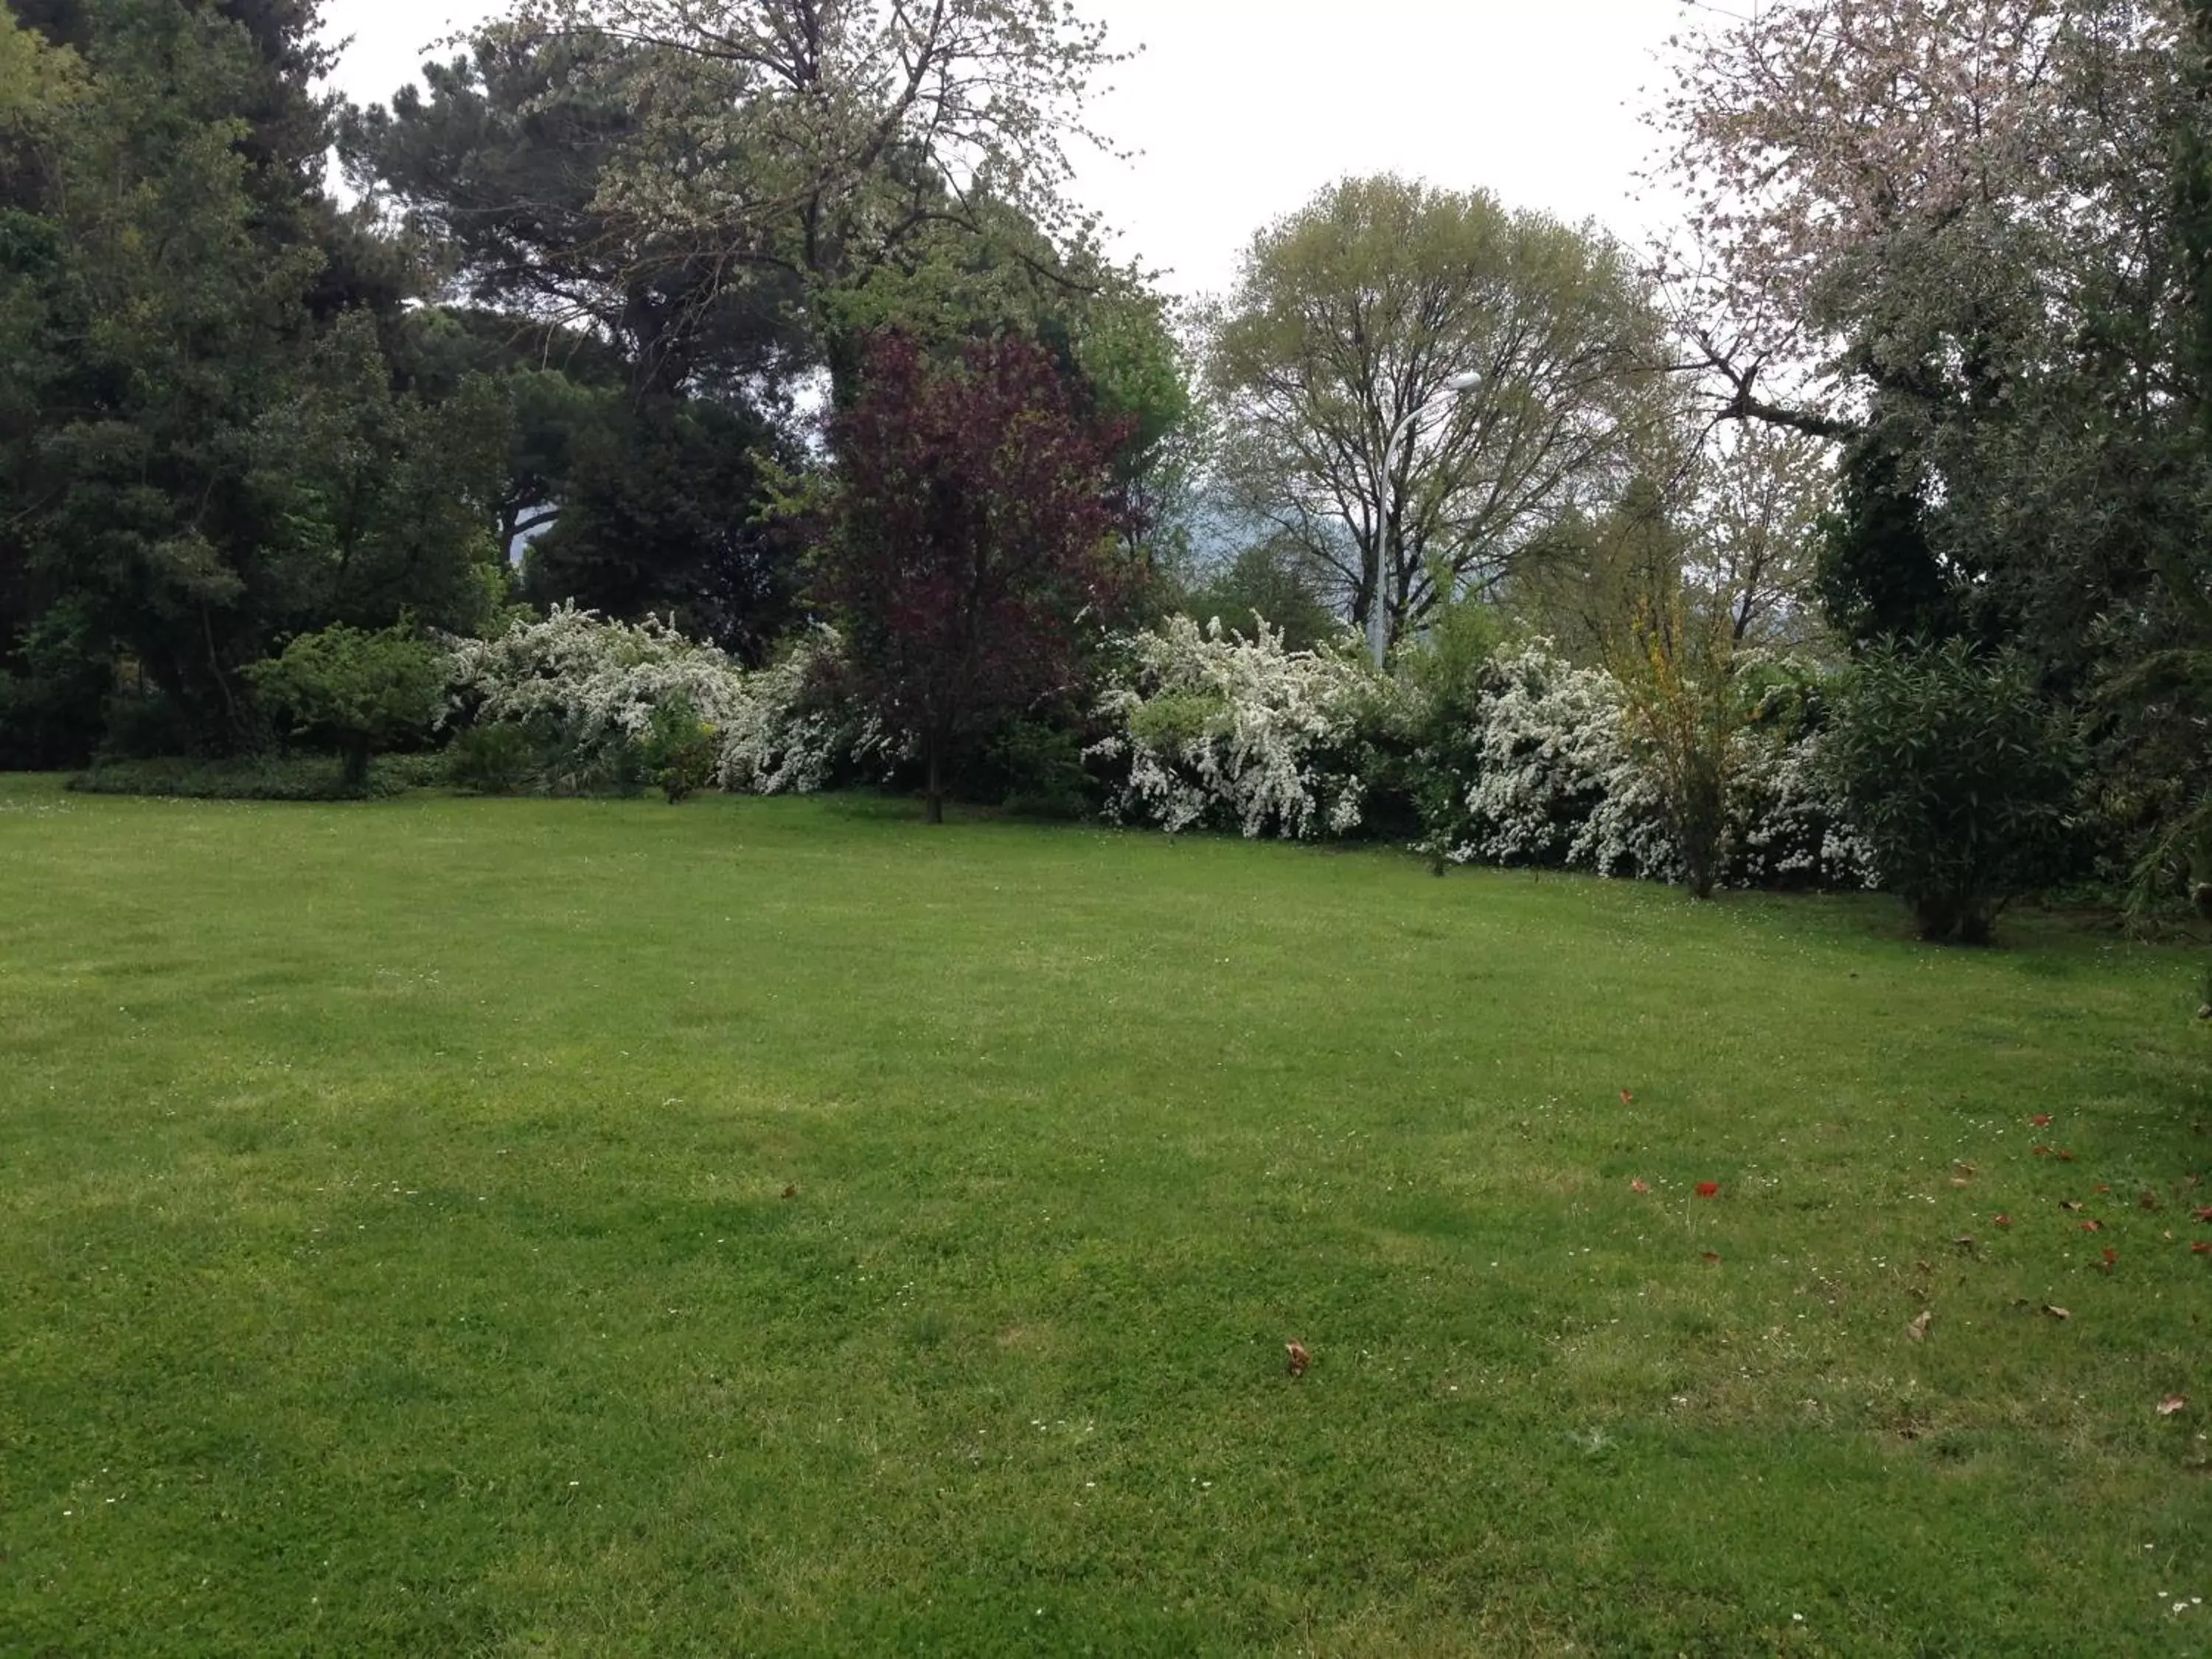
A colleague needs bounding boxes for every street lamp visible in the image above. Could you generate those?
[1366,369,1483,669]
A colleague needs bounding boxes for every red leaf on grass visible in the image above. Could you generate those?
[2031,1114,2054,1127]
[1285,1340,1311,1380]
[2195,1206,2212,1223]
[1630,1178,1650,1194]
[1994,1214,2014,1228]
[2033,1145,2056,1158]
[2159,1394,2188,1416]
[2192,1242,2211,1256]
[1620,1089,1635,1105]
[1702,1251,1722,1266]
[2098,1247,2119,1273]
[2081,1220,2105,1233]
[2058,1150,2077,1163]
[1696,1182,1721,1199]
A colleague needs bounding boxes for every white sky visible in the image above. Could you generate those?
[318,0,1696,303]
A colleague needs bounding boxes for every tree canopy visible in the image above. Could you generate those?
[1201,176,1668,654]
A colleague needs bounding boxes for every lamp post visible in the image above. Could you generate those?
[1366,369,1482,669]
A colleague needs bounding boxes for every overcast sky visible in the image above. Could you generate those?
[318,0,1695,303]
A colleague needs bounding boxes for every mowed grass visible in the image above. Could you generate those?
[1,775,2209,1657]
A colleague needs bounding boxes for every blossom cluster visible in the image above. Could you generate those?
[442,606,866,794]
[1091,616,1374,840]
[1444,642,1869,888]
[437,605,1869,891]
[1091,622,1869,888]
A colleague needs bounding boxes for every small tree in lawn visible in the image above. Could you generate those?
[819,331,1132,824]
[245,625,448,793]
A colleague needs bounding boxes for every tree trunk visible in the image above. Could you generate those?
[925,730,945,825]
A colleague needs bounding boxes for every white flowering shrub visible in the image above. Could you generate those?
[1422,641,1871,890]
[714,627,893,796]
[442,606,868,796]
[1442,644,1672,876]
[1093,616,1377,839]
[1728,725,1876,889]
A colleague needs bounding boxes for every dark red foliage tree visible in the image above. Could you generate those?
[820,330,1134,823]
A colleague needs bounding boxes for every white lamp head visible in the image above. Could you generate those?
[1444,370,1483,394]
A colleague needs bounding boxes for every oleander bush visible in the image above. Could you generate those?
[1825,639,2079,942]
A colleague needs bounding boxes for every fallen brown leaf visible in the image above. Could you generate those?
[2043,1305,2072,1321]
[1906,1310,1933,1342]
[1630,1178,1650,1195]
[1702,1251,1722,1266]
[2159,1394,2188,1417]
[782,1183,797,1200]
[1286,1340,1311,1380]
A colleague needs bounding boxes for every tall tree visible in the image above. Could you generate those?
[518,0,1121,302]
[343,27,816,652]
[817,330,1131,822]
[341,24,810,402]
[1200,176,1668,654]
[0,0,326,756]
[1658,0,2195,667]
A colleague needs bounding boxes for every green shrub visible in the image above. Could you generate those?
[243,625,448,792]
[70,754,432,801]
[988,715,1096,819]
[96,689,205,762]
[1377,601,1511,857]
[1126,689,1225,756]
[1826,639,2079,943]
[448,723,540,795]
[640,695,719,804]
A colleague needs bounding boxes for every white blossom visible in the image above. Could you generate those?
[442,606,869,794]
[1095,615,1374,840]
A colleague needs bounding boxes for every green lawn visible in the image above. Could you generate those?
[2,774,2208,1656]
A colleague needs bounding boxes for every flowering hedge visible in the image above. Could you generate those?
[1090,623,1869,889]
[1090,616,1373,839]
[437,605,1871,891]
[442,607,874,795]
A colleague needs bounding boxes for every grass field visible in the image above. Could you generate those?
[2,772,2209,1656]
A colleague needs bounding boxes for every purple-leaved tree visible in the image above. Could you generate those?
[818,330,1134,823]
